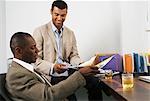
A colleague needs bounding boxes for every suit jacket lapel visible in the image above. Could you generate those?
[62,27,67,60]
[12,61,51,86]
[47,22,58,52]
[12,62,44,83]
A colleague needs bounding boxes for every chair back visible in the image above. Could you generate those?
[0,73,12,101]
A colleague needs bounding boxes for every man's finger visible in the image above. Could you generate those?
[89,66,98,70]
[60,64,66,66]
[91,70,100,74]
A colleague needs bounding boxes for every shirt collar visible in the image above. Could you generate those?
[13,58,34,73]
[51,21,64,34]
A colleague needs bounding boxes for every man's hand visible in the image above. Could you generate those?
[53,64,67,74]
[92,55,100,65]
[79,66,100,76]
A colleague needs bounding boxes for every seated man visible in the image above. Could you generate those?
[5,32,99,101]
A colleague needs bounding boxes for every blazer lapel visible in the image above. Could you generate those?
[62,27,67,60]
[11,62,43,82]
[47,22,57,52]
[12,61,51,86]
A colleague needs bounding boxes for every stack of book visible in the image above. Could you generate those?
[79,53,150,74]
[123,53,150,74]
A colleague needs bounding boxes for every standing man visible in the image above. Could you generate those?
[33,0,103,100]
[33,0,81,80]
[6,32,100,101]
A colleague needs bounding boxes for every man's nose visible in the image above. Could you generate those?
[57,15,62,21]
[35,47,39,53]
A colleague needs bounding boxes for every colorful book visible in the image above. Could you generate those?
[99,54,123,72]
[133,53,141,73]
[143,54,148,73]
[145,53,150,66]
[124,54,133,73]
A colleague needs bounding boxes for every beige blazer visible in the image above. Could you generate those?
[33,22,81,75]
[6,61,86,101]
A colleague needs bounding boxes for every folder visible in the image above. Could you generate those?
[133,53,141,73]
[99,54,123,72]
[138,76,150,83]
[124,54,133,73]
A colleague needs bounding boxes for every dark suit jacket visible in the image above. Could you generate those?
[6,61,86,101]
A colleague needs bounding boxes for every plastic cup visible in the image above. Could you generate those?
[122,73,134,89]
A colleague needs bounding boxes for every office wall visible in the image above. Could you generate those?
[0,1,149,73]
[5,1,121,60]
[120,1,149,54]
[0,0,7,73]
[148,1,150,51]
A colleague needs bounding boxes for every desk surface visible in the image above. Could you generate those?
[101,76,150,101]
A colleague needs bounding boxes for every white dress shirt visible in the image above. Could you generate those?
[50,21,68,77]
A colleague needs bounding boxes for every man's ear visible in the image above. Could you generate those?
[50,9,52,15]
[15,47,23,55]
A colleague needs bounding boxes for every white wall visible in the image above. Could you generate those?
[147,0,150,52]
[6,1,51,59]
[0,0,7,73]
[120,1,149,54]
[6,1,121,61]
[67,1,121,59]
[0,0,149,73]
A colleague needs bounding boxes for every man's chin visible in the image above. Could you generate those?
[33,59,36,63]
[56,24,62,28]
[33,61,36,63]
[31,59,36,64]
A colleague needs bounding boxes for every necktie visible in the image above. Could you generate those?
[58,30,61,34]
[34,69,52,86]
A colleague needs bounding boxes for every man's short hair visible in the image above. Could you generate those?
[10,32,32,55]
[51,0,68,11]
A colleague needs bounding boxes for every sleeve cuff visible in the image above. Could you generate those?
[50,63,55,75]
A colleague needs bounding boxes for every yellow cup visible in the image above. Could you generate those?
[122,73,134,89]
[105,70,113,80]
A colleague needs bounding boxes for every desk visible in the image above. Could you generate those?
[101,76,150,101]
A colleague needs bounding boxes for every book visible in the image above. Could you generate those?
[145,53,150,66]
[138,76,150,83]
[133,53,141,73]
[99,54,123,72]
[140,55,145,73]
[124,54,133,73]
[79,55,114,68]
[142,54,148,73]
[79,56,97,67]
